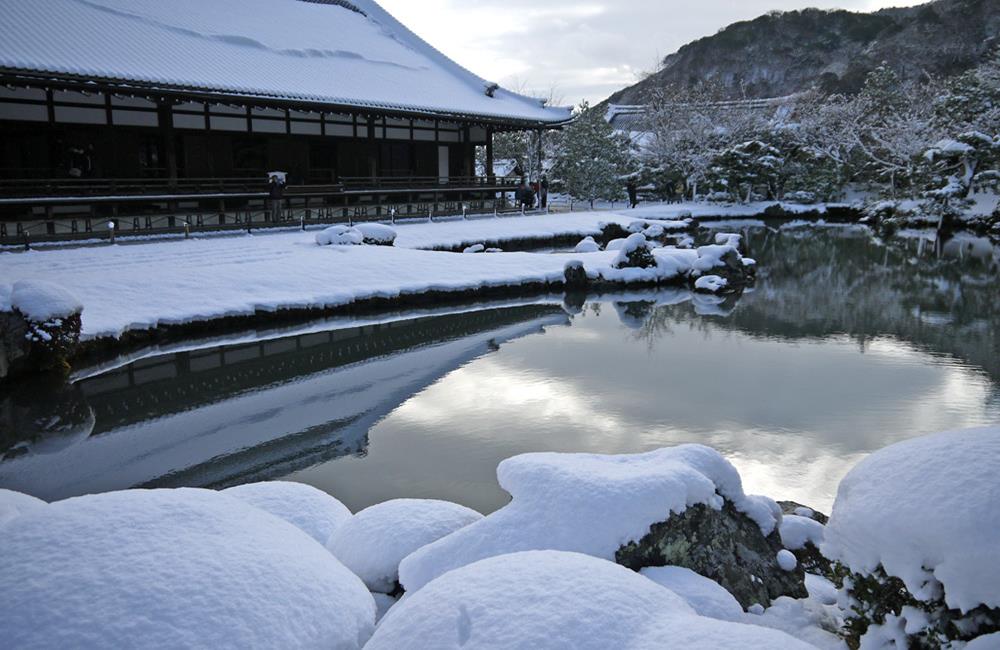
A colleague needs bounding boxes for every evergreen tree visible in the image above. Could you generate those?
[551,101,634,207]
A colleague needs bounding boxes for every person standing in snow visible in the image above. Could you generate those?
[626,180,638,209]
[267,173,286,221]
[539,175,549,209]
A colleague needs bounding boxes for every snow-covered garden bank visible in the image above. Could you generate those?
[0,209,758,361]
[2,426,996,648]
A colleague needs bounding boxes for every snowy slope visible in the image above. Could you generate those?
[0,0,568,123]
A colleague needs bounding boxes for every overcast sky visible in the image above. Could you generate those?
[378,0,928,105]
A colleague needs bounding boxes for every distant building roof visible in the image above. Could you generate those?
[0,0,571,125]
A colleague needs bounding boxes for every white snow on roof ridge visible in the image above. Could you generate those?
[0,0,570,123]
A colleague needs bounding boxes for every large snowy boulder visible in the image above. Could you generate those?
[398,445,782,593]
[370,551,814,650]
[222,480,351,545]
[1,488,375,648]
[823,427,1000,647]
[326,498,482,594]
[0,488,46,527]
[574,236,601,253]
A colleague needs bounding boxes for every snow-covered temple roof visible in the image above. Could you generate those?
[0,0,571,125]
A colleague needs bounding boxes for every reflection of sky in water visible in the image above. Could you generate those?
[293,300,1000,514]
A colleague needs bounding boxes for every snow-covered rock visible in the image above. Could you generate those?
[0,488,46,527]
[714,232,743,249]
[605,237,628,251]
[462,243,486,254]
[0,488,375,648]
[777,549,798,571]
[354,222,397,246]
[694,275,728,293]
[640,566,744,621]
[316,225,364,246]
[371,551,815,649]
[823,426,1000,612]
[9,280,82,321]
[222,480,351,545]
[574,236,601,253]
[780,515,825,551]
[612,233,656,269]
[326,498,482,593]
[398,445,782,593]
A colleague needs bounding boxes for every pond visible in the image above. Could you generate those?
[2,223,998,514]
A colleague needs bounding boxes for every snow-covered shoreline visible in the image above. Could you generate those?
[3,427,996,649]
[0,207,758,345]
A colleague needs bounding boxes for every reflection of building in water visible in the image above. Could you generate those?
[0,306,567,501]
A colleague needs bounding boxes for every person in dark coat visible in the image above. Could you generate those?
[539,175,549,208]
[626,180,638,209]
[267,173,286,221]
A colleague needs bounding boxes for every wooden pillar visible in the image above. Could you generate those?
[158,100,178,183]
[536,128,544,184]
[485,126,494,183]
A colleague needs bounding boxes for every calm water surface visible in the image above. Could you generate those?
[2,223,998,513]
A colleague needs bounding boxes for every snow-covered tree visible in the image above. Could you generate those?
[707,141,784,202]
[551,101,634,207]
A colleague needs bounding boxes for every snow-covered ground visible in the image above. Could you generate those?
[0,208,753,340]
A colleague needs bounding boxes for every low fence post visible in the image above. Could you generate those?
[390,208,396,224]
[184,220,190,239]
[108,220,116,244]
[462,204,467,220]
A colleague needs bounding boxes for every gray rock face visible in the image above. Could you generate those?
[615,501,808,609]
[0,309,81,379]
[0,311,30,380]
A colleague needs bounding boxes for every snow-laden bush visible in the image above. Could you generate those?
[612,233,657,269]
[822,427,1000,648]
[222,481,351,545]
[354,223,397,246]
[326,498,481,594]
[7,280,84,373]
[1,488,376,648]
[373,551,813,649]
[316,225,364,246]
[574,236,601,253]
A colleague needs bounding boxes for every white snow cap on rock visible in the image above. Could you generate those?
[326,498,482,593]
[316,225,364,246]
[693,244,739,275]
[354,223,397,245]
[0,489,46,527]
[612,233,652,267]
[605,237,628,251]
[694,275,728,293]
[822,426,1000,612]
[574,236,601,253]
[780,514,824,551]
[9,280,82,321]
[0,488,375,649]
[715,232,743,248]
[372,551,814,650]
[462,243,486,254]
[399,445,780,592]
[640,566,744,621]
[222,481,351,545]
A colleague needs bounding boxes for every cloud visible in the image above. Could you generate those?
[378,0,931,104]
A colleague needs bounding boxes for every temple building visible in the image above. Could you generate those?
[0,0,570,242]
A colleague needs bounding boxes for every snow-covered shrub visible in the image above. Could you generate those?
[373,551,813,650]
[574,236,601,253]
[1,488,376,648]
[326,498,481,594]
[316,225,364,246]
[612,233,657,269]
[8,280,83,373]
[222,481,351,545]
[822,427,1000,648]
[354,223,397,246]
[563,260,588,289]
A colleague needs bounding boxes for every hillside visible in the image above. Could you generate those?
[605,0,1000,104]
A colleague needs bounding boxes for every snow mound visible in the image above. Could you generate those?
[0,489,46,527]
[822,426,1000,612]
[693,244,740,275]
[715,232,743,248]
[643,224,665,238]
[694,275,728,293]
[316,225,364,246]
[640,566,744,621]
[9,280,82,321]
[373,551,813,649]
[222,480,351,545]
[355,223,397,245]
[780,515,824,551]
[605,237,628,251]
[462,243,486,254]
[574,236,601,253]
[0,488,375,648]
[777,549,798,571]
[399,445,780,592]
[326,498,482,593]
